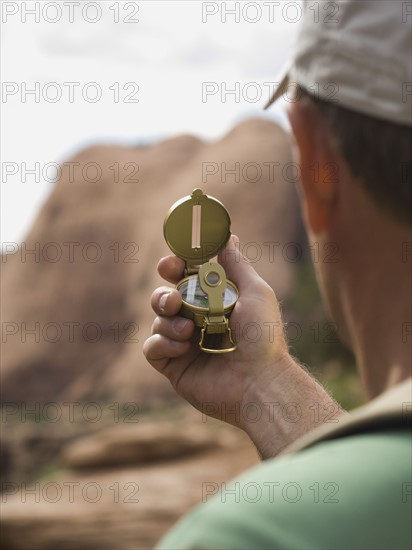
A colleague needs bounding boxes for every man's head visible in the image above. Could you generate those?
[287,86,411,348]
[266,0,412,371]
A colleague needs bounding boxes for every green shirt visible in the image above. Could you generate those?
[158,430,412,550]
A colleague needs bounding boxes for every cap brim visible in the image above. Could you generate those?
[264,64,291,110]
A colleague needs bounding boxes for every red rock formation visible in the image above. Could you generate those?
[1,119,297,406]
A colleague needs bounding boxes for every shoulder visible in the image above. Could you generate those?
[158,430,411,550]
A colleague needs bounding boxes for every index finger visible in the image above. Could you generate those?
[158,255,185,284]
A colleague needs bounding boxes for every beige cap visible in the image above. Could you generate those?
[265,0,412,126]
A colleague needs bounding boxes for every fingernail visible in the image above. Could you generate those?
[173,317,189,333]
[159,291,171,312]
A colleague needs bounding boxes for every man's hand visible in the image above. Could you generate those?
[143,235,345,458]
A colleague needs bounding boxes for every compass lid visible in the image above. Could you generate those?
[163,188,231,265]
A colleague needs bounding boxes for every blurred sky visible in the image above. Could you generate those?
[1,0,300,245]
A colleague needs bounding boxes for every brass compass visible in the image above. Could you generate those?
[163,188,238,353]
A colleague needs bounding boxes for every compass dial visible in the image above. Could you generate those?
[178,276,238,310]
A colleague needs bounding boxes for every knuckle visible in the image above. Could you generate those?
[151,317,161,335]
[142,337,152,358]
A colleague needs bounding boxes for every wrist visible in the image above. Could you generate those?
[239,353,345,459]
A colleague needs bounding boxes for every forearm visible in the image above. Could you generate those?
[240,354,347,459]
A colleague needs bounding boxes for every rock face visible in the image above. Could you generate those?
[0,119,299,548]
[61,422,230,469]
[1,407,258,550]
[1,118,298,407]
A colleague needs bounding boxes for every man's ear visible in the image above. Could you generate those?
[287,99,339,235]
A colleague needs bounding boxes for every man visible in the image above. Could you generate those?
[143,1,412,548]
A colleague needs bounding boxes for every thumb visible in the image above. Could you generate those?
[218,235,263,293]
